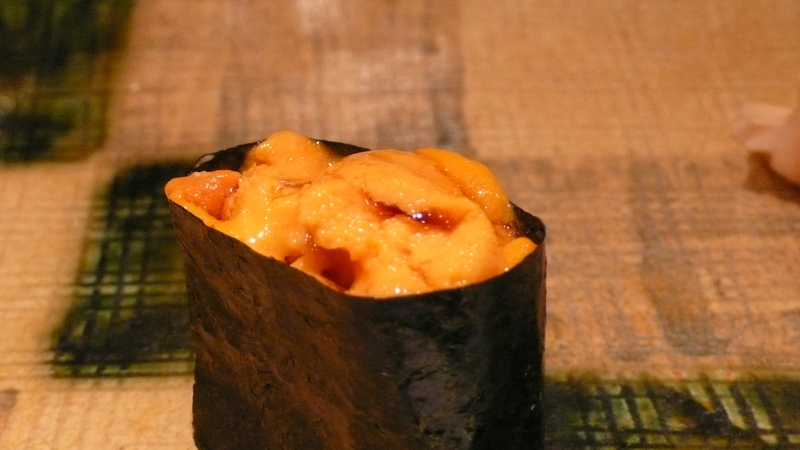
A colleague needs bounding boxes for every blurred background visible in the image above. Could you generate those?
[1,0,799,448]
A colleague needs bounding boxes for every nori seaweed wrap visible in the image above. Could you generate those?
[167,136,546,450]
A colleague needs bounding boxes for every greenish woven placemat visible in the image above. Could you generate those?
[0,0,132,162]
[52,163,192,377]
[547,376,800,448]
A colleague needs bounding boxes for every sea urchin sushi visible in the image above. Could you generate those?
[166,131,546,450]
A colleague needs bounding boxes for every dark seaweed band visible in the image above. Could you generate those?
[169,141,546,450]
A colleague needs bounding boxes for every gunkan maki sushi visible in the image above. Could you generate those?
[165,131,546,450]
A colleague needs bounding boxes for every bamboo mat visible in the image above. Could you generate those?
[1,0,799,448]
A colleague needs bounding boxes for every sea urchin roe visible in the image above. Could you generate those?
[165,130,536,297]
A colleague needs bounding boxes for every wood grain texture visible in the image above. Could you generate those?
[107,0,469,163]
[0,389,18,443]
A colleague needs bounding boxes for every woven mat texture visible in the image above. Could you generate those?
[0,1,799,448]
